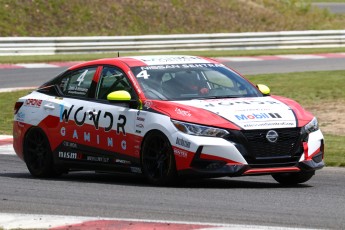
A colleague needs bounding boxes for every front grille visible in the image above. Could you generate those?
[225,128,304,167]
[242,128,300,158]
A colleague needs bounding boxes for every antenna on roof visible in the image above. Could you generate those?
[117,51,120,57]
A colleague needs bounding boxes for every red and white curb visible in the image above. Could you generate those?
[0,135,12,145]
[0,213,314,230]
[0,86,37,93]
[0,61,82,69]
[0,53,344,70]
[217,52,345,62]
[0,135,14,155]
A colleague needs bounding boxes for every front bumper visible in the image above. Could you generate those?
[178,156,324,178]
[174,129,324,178]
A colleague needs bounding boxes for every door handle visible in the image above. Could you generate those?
[87,110,98,119]
[43,103,55,110]
[87,110,98,115]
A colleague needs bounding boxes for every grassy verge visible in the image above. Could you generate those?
[0,89,32,135]
[324,134,345,167]
[1,70,344,166]
[247,70,345,135]
[1,0,344,37]
[246,70,345,105]
[1,47,345,64]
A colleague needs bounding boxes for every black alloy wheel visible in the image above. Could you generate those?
[24,128,61,177]
[141,131,177,185]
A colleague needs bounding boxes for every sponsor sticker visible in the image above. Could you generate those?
[16,112,25,122]
[144,100,153,109]
[235,113,282,120]
[176,137,191,148]
[86,156,110,163]
[24,99,42,108]
[130,167,142,173]
[243,122,294,128]
[174,148,188,158]
[135,56,208,65]
[58,151,82,160]
[60,105,126,134]
[121,140,127,150]
[115,159,131,165]
[62,141,78,148]
[175,107,191,117]
[140,63,225,70]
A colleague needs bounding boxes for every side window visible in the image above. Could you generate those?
[96,66,135,100]
[58,67,97,98]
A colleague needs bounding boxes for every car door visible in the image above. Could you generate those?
[49,65,142,170]
[49,66,99,161]
[90,65,142,165]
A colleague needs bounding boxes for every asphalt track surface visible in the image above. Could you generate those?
[1,56,345,229]
[1,57,345,88]
[1,153,345,229]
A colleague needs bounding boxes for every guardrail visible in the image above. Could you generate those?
[1,30,345,56]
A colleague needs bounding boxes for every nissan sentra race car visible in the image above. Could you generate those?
[13,55,324,185]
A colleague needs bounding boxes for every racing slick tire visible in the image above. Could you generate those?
[140,130,177,186]
[23,128,62,178]
[272,171,315,185]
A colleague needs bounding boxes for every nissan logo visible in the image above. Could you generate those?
[266,130,279,143]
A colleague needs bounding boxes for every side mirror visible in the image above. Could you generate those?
[107,90,131,101]
[256,84,270,96]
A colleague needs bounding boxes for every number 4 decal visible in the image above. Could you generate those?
[77,70,88,86]
[136,70,150,79]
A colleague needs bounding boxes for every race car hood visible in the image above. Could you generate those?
[148,96,314,130]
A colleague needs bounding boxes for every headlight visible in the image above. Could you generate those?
[303,117,319,134]
[172,120,229,137]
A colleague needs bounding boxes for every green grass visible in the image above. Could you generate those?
[246,70,345,106]
[0,90,31,135]
[0,0,344,37]
[1,70,344,166]
[324,134,345,167]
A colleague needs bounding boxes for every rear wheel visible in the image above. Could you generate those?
[272,171,315,185]
[141,131,177,185]
[24,128,61,178]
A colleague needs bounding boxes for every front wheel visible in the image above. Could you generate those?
[141,131,177,186]
[24,128,61,178]
[272,171,315,185]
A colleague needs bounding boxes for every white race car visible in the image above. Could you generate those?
[13,55,324,185]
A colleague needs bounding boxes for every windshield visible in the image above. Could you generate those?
[131,63,262,100]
